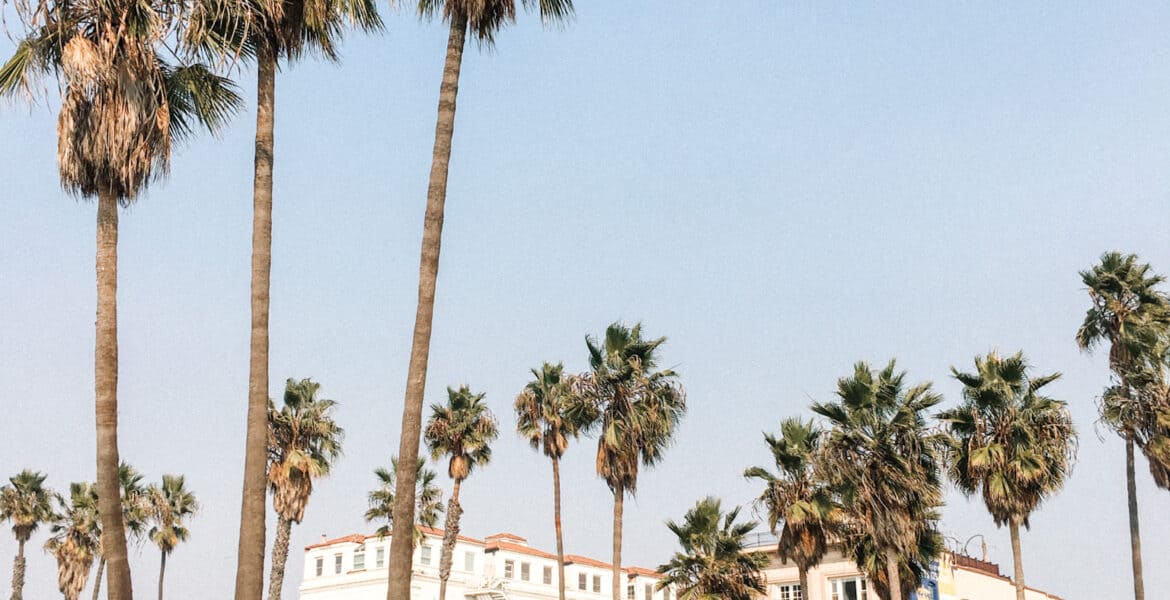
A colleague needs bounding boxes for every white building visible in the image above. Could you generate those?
[299,527,1064,600]
[298,527,671,600]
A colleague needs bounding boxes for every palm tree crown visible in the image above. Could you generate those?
[744,418,835,587]
[573,322,686,494]
[515,362,587,460]
[939,351,1076,526]
[1076,251,1170,370]
[148,475,198,556]
[657,496,768,600]
[44,482,101,600]
[268,377,345,523]
[811,360,945,600]
[1,470,54,544]
[425,385,499,480]
[366,457,444,544]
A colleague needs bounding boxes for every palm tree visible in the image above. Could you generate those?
[1076,251,1170,600]
[1,3,240,595]
[656,496,768,600]
[207,0,381,594]
[938,351,1076,600]
[424,385,498,600]
[385,0,574,594]
[744,418,835,599]
[846,507,944,600]
[0,470,54,600]
[1109,351,1170,489]
[811,360,945,600]
[44,483,101,600]
[147,475,198,600]
[365,456,444,546]
[266,378,343,600]
[572,322,686,600]
[92,462,151,600]
[514,362,589,600]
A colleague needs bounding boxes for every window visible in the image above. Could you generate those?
[315,557,323,577]
[579,573,587,590]
[420,545,433,566]
[504,560,515,579]
[464,551,475,572]
[628,584,636,599]
[521,562,531,581]
[334,554,342,574]
[776,584,802,600]
[593,575,601,593]
[830,577,867,600]
[543,566,553,585]
[353,546,366,571]
[645,584,653,600]
[376,547,385,569]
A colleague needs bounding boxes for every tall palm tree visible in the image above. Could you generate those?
[147,475,198,600]
[365,456,444,546]
[266,378,343,600]
[514,362,591,600]
[44,483,101,600]
[572,322,686,600]
[0,470,54,600]
[811,360,945,600]
[92,462,151,600]
[744,418,835,598]
[424,385,498,600]
[656,496,768,600]
[385,0,574,595]
[938,351,1076,600]
[1076,251,1170,600]
[209,0,381,595]
[1,4,240,595]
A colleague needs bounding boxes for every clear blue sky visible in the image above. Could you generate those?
[2,2,1169,599]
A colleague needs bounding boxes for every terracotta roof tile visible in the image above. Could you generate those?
[624,567,662,579]
[304,527,484,551]
[485,541,557,560]
[565,554,612,569]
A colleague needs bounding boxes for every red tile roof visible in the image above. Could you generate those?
[565,554,612,569]
[304,527,484,551]
[624,567,662,579]
[485,541,557,560]
[485,532,528,543]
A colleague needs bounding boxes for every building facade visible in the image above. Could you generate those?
[299,527,1063,600]
[298,527,670,600]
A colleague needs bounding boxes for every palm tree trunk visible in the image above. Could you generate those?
[386,15,467,600]
[1009,518,1025,600]
[157,552,166,600]
[884,547,901,600]
[612,484,623,600]
[91,558,105,600]
[1126,433,1145,600]
[267,517,294,600]
[11,537,26,600]
[437,480,463,600]
[552,458,566,600]
[95,188,132,600]
[235,42,277,600]
[797,566,808,600]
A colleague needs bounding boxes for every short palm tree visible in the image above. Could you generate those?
[938,351,1076,600]
[44,483,101,600]
[424,385,499,600]
[266,378,344,600]
[811,360,945,600]
[1,3,240,595]
[656,496,768,600]
[515,362,589,600]
[572,322,686,600]
[147,475,198,600]
[205,0,381,593]
[365,456,444,546]
[385,0,574,594]
[744,418,835,598]
[847,507,944,600]
[1108,352,1170,489]
[1076,251,1170,600]
[91,462,151,600]
[1,470,54,600]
